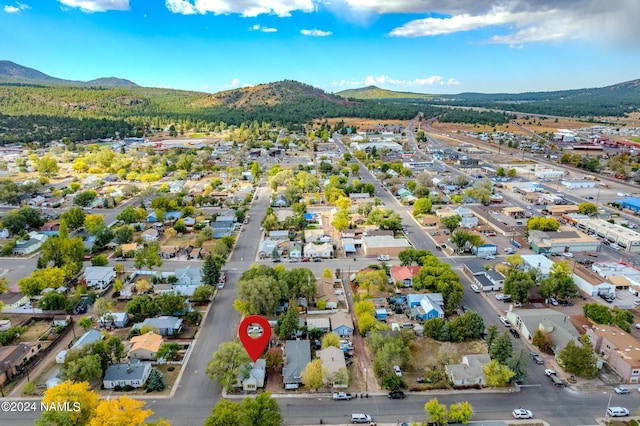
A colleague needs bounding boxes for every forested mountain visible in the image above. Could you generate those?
[0,60,138,87]
[336,85,435,100]
[339,79,640,118]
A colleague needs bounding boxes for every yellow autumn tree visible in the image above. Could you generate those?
[36,381,99,426]
[89,396,153,426]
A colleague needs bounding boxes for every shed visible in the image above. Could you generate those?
[375,308,387,320]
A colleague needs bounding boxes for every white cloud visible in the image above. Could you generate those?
[301,28,332,37]
[58,0,129,12]
[224,78,241,88]
[364,74,460,87]
[331,79,364,86]
[165,0,314,17]
[200,84,209,89]
[250,24,277,33]
[4,2,29,13]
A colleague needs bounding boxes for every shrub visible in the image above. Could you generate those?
[22,381,38,396]
[167,366,175,372]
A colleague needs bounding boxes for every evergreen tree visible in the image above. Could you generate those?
[202,253,224,286]
[147,368,165,392]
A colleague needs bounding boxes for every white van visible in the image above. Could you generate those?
[607,407,629,417]
[610,243,621,251]
[351,413,372,423]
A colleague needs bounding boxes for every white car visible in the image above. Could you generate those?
[549,297,559,306]
[544,369,556,377]
[495,294,511,301]
[614,386,630,395]
[470,284,480,293]
[513,409,533,419]
[499,316,512,327]
[394,365,402,377]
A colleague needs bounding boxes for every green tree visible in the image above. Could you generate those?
[39,291,68,311]
[202,253,224,286]
[192,285,215,302]
[157,292,187,316]
[527,216,560,231]
[37,155,59,177]
[578,202,598,215]
[425,398,448,425]
[156,343,180,361]
[126,294,161,322]
[117,206,137,223]
[90,254,109,266]
[239,392,282,426]
[540,261,575,298]
[278,302,300,339]
[61,207,86,229]
[441,215,462,233]
[506,168,517,178]
[134,241,163,270]
[204,399,241,426]
[489,332,513,364]
[532,329,553,353]
[78,316,92,332]
[237,276,283,315]
[485,325,499,349]
[483,359,515,387]
[582,303,613,324]
[503,269,536,303]
[74,190,97,207]
[413,197,432,215]
[448,401,473,425]
[146,368,165,392]
[206,339,251,392]
[60,353,102,382]
[449,311,485,342]
[557,340,598,379]
[505,348,529,383]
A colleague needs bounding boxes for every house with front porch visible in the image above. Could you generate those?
[445,354,491,387]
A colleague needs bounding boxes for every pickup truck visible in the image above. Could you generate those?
[332,392,353,401]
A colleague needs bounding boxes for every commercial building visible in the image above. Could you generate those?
[561,180,596,190]
[528,226,600,254]
[362,235,411,257]
[577,218,640,252]
[586,324,640,384]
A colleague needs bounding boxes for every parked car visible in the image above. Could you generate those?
[301,257,310,262]
[217,282,225,289]
[313,258,322,262]
[588,252,599,257]
[544,369,556,377]
[557,299,572,306]
[332,392,353,401]
[388,391,406,399]
[606,407,629,417]
[377,255,390,261]
[394,365,402,377]
[549,297,559,306]
[470,284,480,293]
[499,316,512,327]
[512,409,533,419]
[272,258,281,263]
[584,196,594,200]
[495,294,511,301]
[530,352,544,364]
[614,386,630,395]
[509,328,520,338]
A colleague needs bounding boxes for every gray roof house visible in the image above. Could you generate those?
[56,330,104,364]
[132,316,183,336]
[236,359,266,392]
[103,361,152,389]
[283,340,311,389]
[446,354,491,387]
[505,308,580,354]
[172,265,202,286]
[84,266,116,290]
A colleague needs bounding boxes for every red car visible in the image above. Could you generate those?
[588,252,599,257]
[300,257,310,262]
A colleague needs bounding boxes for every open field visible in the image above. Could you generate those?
[17,320,52,342]
[315,117,410,129]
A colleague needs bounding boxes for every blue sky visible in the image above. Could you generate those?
[1,0,639,94]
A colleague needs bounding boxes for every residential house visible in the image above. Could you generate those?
[13,232,48,255]
[289,243,302,259]
[330,312,354,337]
[132,316,183,336]
[99,312,129,328]
[361,235,411,257]
[210,221,234,238]
[121,243,139,254]
[307,317,331,333]
[389,265,422,288]
[258,240,278,259]
[283,340,311,389]
[141,228,159,242]
[0,291,29,310]
[316,277,338,310]
[56,330,104,363]
[304,242,333,258]
[408,293,445,321]
[52,315,69,327]
[586,324,640,384]
[504,309,580,355]
[317,346,348,387]
[236,359,266,392]
[120,283,136,299]
[40,221,60,236]
[84,266,116,290]
[455,207,479,228]
[0,342,42,386]
[172,265,202,286]
[445,354,491,387]
[103,362,152,389]
[273,194,289,207]
[269,230,289,241]
[183,217,196,231]
[28,195,46,207]
[159,246,179,259]
[128,332,163,360]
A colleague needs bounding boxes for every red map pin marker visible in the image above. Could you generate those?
[238,315,272,362]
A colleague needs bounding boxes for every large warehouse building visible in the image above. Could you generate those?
[577,218,640,253]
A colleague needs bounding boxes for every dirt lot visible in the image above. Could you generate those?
[17,320,52,342]
[431,116,598,136]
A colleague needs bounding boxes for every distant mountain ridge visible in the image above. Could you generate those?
[336,85,435,100]
[0,60,138,87]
